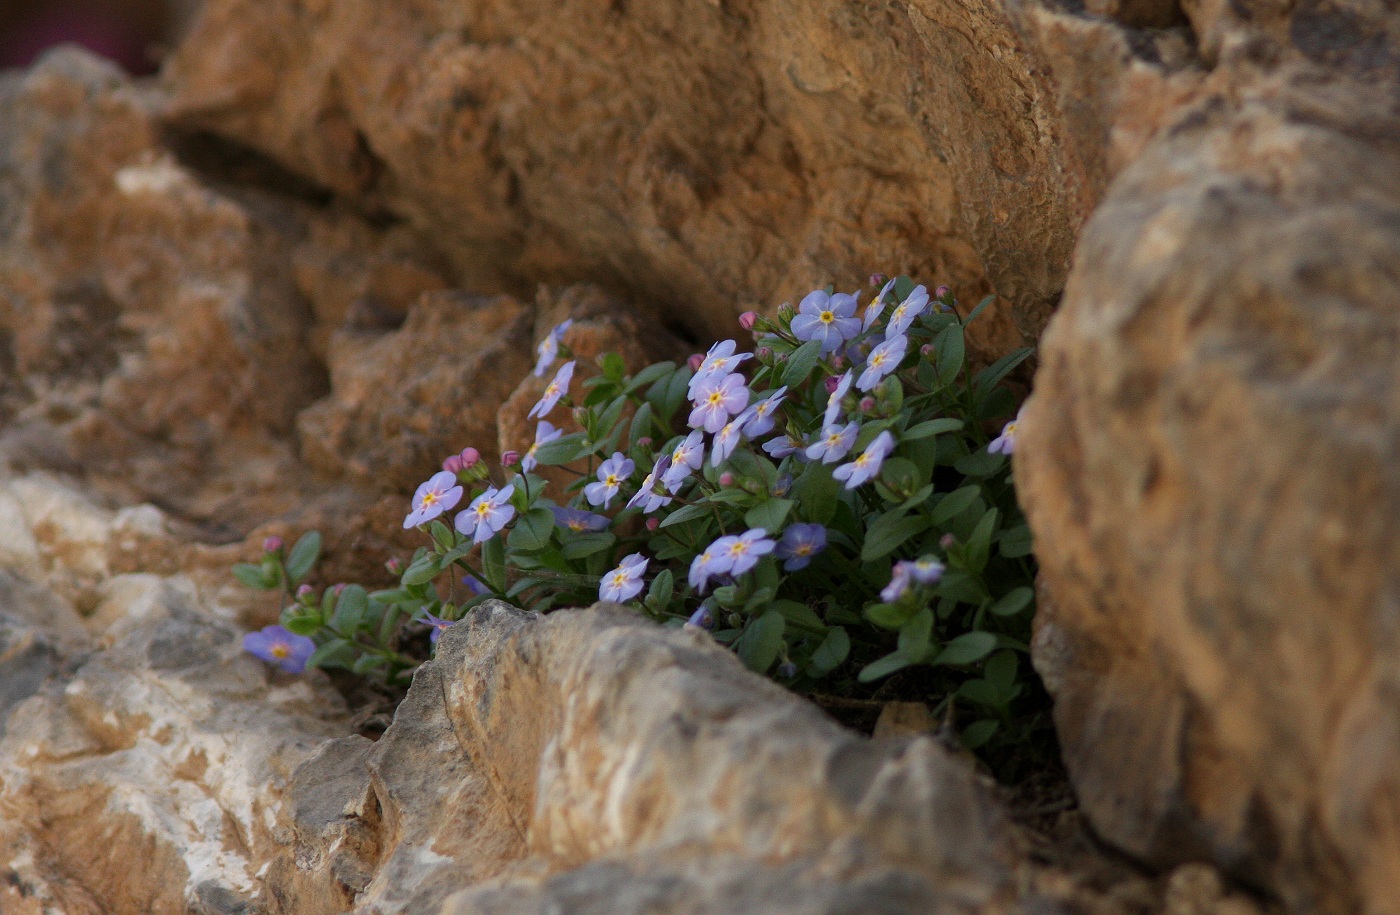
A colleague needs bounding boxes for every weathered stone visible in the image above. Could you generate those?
[1019,20,1400,913]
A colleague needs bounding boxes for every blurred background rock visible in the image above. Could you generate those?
[0,0,200,75]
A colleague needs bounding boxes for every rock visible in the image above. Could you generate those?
[265,602,1015,913]
[1018,14,1400,912]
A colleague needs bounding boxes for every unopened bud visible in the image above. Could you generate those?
[637,436,653,449]
[940,533,957,550]
[688,353,705,372]
[756,346,773,364]
[262,536,283,554]
[824,376,841,394]
[502,450,521,467]
[739,311,758,330]
[459,447,481,468]
[776,302,795,323]
[296,584,314,599]
[869,273,887,287]
[859,396,876,413]
[719,472,736,487]
[920,343,935,358]
[727,612,743,628]
[443,454,464,474]
[333,583,347,596]
[935,285,950,298]
[572,406,589,424]
[385,557,403,574]
[830,354,846,371]
[646,517,660,531]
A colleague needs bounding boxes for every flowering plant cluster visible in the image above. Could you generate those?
[238,276,1039,751]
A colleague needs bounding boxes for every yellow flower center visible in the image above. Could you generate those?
[707,391,723,406]
[728,542,748,558]
[610,571,627,587]
[870,352,887,368]
[476,503,492,518]
[1004,421,1017,436]
[568,519,587,531]
[271,643,290,659]
[795,544,812,556]
[826,431,842,445]
[605,473,620,486]
[421,491,439,507]
[855,452,872,467]
[819,310,834,324]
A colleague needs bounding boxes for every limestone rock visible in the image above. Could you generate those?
[265,602,1015,914]
[1019,16,1400,912]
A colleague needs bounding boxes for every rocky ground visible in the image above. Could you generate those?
[0,0,1396,912]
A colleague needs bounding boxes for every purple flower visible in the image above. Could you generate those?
[529,360,576,419]
[834,430,895,488]
[823,370,853,428]
[856,335,907,392]
[403,471,464,529]
[420,610,454,645]
[711,415,747,465]
[600,553,649,603]
[881,564,912,603]
[805,421,859,464]
[455,485,517,543]
[662,431,704,491]
[776,523,827,571]
[763,433,805,460]
[685,604,714,629]
[522,420,563,472]
[740,386,787,438]
[886,286,930,338]
[791,289,862,354]
[688,540,734,593]
[243,625,316,674]
[717,529,776,578]
[906,556,945,585]
[628,455,674,513]
[585,453,635,508]
[688,372,751,433]
[532,319,574,377]
[687,340,753,398]
[772,474,793,497]
[989,408,1022,455]
[864,278,897,331]
[551,505,610,532]
[462,574,491,594]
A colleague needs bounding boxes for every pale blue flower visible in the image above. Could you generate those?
[420,610,454,645]
[741,386,787,438]
[551,506,610,533]
[688,372,750,433]
[685,603,714,629]
[863,278,897,331]
[907,556,945,585]
[776,523,827,571]
[687,340,752,398]
[522,420,562,472]
[627,455,674,513]
[710,415,747,465]
[662,431,704,491]
[688,540,733,594]
[856,335,907,392]
[455,484,516,543]
[823,370,853,428]
[600,554,649,603]
[805,421,859,464]
[585,453,634,508]
[881,564,912,603]
[529,360,576,419]
[403,471,464,529]
[885,286,929,338]
[243,625,315,674]
[989,408,1022,455]
[834,430,895,488]
[763,433,805,460]
[462,574,490,594]
[718,528,776,577]
[532,319,574,377]
[792,290,862,353]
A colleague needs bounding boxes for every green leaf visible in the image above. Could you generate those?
[965,508,999,573]
[936,570,989,605]
[772,600,826,633]
[281,613,322,637]
[646,569,674,610]
[858,651,911,683]
[427,520,454,550]
[999,524,1034,559]
[560,532,615,560]
[989,586,1034,618]
[596,395,629,436]
[781,339,823,388]
[508,507,555,552]
[933,631,997,666]
[736,610,785,674]
[958,679,1004,708]
[534,432,589,466]
[893,276,916,302]
[232,563,274,590]
[974,386,1018,422]
[599,351,627,380]
[285,531,322,584]
[897,608,934,663]
[807,626,850,677]
[332,584,369,632]
[927,486,981,526]
[963,295,997,326]
[481,535,507,591]
[953,449,1006,478]
[791,463,842,525]
[864,601,909,630]
[659,503,712,529]
[352,654,389,675]
[628,402,655,449]
[306,638,356,671]
[744,498,794,535]
[902,417,964,440]
[960,719,999,750]
[626,361,676,393]
[860,513,931,562]
[402,555,442,587]
[933,324,965,386]
[985,650,1019,696]
[659,368,692,420]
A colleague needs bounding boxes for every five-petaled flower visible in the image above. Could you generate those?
[585,453,635,508]
[762,433,805,460]
[863,277,897,331]
[419,610,454,644]
[885,285,930,338]
[805,421,859,464]
[688,541,732,593]
[628,455,674,513]
[792,289,862,353]
[243,625,316,674]
[823,370,853,428]
[776,523,827,571]
[523,420,562,472]
[906,556,945,585]
[662,431,705,491]
[687,340,752,398]
[455,485,517,543]
[532,319,574,377]
[599,553,648,603]
[711,415,747,465]
[856,334,907,392]
[403,471,464,529]
[688,372,751,433]
[715,529,776,578]
[834,430,895,488]
[551,506,610,533]
[741,386,787,438]
[529,360,576,419]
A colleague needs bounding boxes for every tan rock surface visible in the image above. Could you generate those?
[1018,5,1400,910]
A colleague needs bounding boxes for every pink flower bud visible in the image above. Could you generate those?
[646,517,660,531]
[756,347,773,363]
[502,450,521,467]
[688,353,705,372]
[719,472,736,487]
[825,376,841,394]
[869,273,887,287]
[296,584,314,598]
[739,311,758,330]
[443,454,464,474]
[262,536,283,553]
[572,406,589,424]
[333,583,346,596]
[940,533,957,550]
[385,557,403,574]
[637,437,653,449]
[935,285,950,298]
[859,396,876,413]
[830,355,846,370]
[459,447,481,468]
[920,344,935,357]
